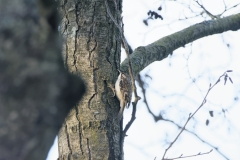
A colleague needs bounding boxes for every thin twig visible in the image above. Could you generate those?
[138,73,229,159]
[122,102,137,134]
[162,70,233,160]
[163,149,213,160]
[195,0,220,19]
[138,74,163,121]
[105,0,140,132]
[161,117,229,159]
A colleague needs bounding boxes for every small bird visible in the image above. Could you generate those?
[115,70,132,122]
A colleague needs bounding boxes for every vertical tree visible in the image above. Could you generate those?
[1,0,239,160]
[58,0,240,160]
[0,0,85,160]
[58,0,123,159]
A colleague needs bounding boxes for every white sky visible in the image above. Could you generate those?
[47,0,240,159]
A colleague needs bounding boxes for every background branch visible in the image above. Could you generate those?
[137,71,231,159]
[105,0,140,138]
[163,149,212,160]
[161,70,233,159]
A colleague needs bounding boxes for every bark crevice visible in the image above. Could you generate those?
[58,0,122,159]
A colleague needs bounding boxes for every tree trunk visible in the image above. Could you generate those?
[0,0,85,160]
[58,0,123,159]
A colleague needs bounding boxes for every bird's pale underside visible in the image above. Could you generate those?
[115,70,132,122]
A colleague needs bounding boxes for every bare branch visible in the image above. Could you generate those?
[162,70,233,160]
[138,72,230,159]
[120,13,240,77]
[105,0,140,135]
[162,149,212,160]
[161,118,229,159]
[137,74,163,122]
[195,0,220,19]
[122,102,137,136]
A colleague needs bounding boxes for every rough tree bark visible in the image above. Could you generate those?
[58,0,240,159]
[58,0,123,159]
[0,0,85,160]
[2,0,238,159]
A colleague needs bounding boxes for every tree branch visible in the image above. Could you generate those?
[120,13,240,77]
[162,70,233,159]
[163,149,212,160]
[105,0,140,142]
